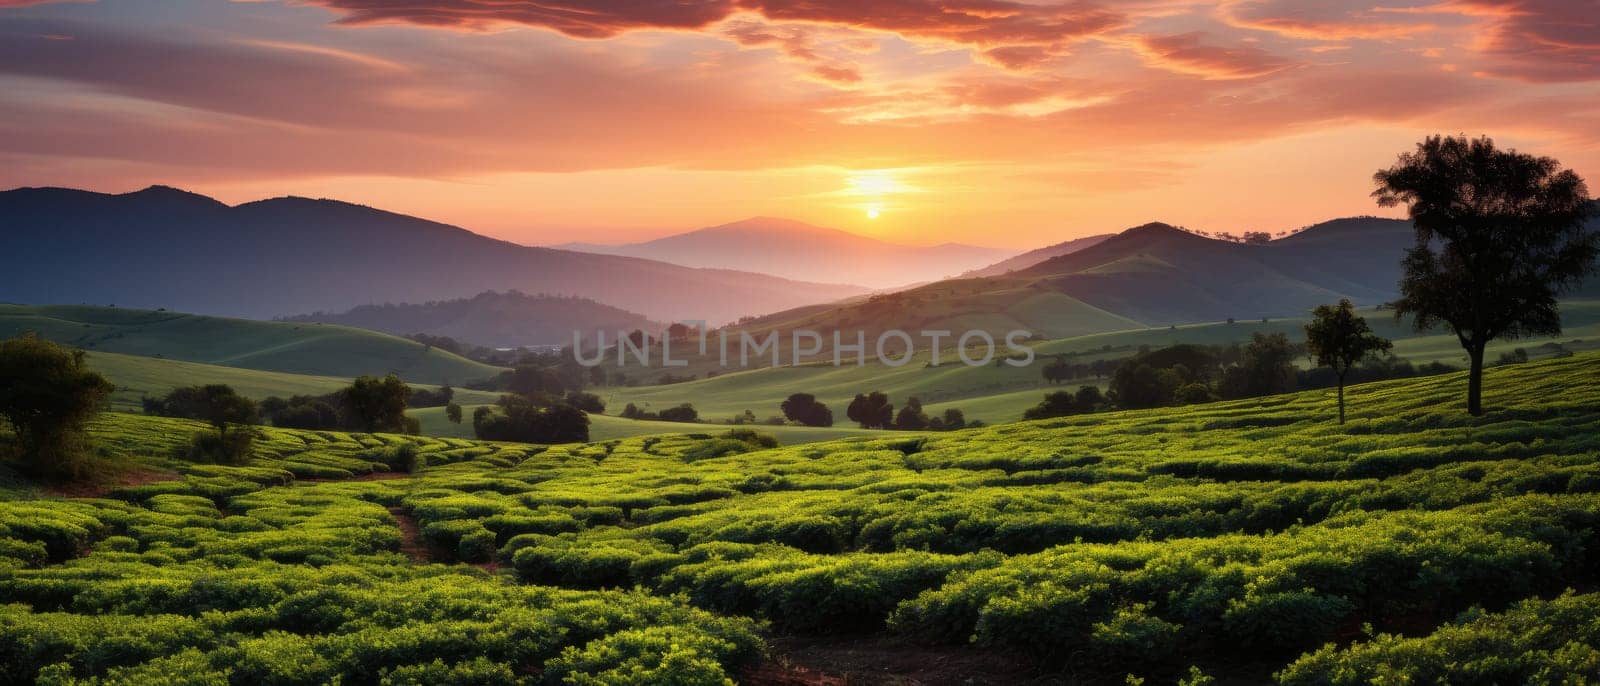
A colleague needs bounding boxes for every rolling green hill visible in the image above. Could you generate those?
[713,217,1417,354]
[599,299,1600,425]
[0,304,504,385]
[69,345,883,446]
[77,350,501,413]
[1,353,1595,683]
[282,290,660,349]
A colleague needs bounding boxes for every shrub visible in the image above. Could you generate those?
[456,528,496,564]
[172,429,257,465]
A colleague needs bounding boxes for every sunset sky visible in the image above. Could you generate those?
[1,0,1596,248]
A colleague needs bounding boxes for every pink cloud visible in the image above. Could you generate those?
[303,0,1128,65]
[1446,0,1600,82]
[1133,32,1296,79]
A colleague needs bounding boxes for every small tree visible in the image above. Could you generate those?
[894,397,929,430]
[473,395,590,443]
[1305,299,1393,424]
[657,403,699,423]
[160,385,259,464]
[1023,391,1077,420]
[192,385,257,438]
[780,393,834,427]
[0,334,113,478]
[445,403,463,424]
[1218,333,1298,399]
[340,373,412,433]
[1375,135,1597,415]
[563,391,606,414]
[939,408,966,431]
[1041,356,1072,384]
[846,392,893,429]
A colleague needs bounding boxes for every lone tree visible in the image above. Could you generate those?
[1375,135,1597,415]
[1305,300,1392,424]
[0,334,113,478]
[340,373,412,433]
[445,403,463,424]
[846,392,893,429]
[780,393,834,427]
[163,385,259,464]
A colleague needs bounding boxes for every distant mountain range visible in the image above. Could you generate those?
[0,186,868,324]
[559,216,1013,288]
[282,290,659,349]
[959,233,1114,278]
[738,217,1427,341]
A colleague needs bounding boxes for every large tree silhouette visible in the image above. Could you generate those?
[1374,135,1596,415]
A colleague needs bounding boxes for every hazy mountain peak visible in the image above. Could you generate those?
[566,216,1013,288]
[1120,222,1187,237]
[121,184,230,210]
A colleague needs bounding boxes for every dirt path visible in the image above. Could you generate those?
[388,506,431,563]
[44,467,181,499]
[743,636,1048,686]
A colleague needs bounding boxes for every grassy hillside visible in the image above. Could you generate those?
[0,304,504,385]
[698,218,1418,360]
[600,299,1600,424]
[79,350,501,412]
[282,290,660,349]
[70,346,883,446]
[411,405,890,444]
[1,353,1595,683]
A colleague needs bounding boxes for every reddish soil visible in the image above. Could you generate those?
[388,506,431,563]
[43,467,181,499]
[354,470,412,481]
[743,635,1051,686]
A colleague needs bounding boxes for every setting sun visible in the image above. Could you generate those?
[866,205,882,219]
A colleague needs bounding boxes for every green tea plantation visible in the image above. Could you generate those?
[3,353,1599,684]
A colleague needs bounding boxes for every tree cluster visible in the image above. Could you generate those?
[472,394,590,443]
[0,334,113,479]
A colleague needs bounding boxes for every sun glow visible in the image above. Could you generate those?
[866,205,882,219]
[847,170,907,196]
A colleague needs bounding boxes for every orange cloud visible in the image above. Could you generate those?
[810,64,862,83]
[1444,0,1600,82]
[1132,32,1296,79]
[1221,0,1441,39]
[304,0,1128,66]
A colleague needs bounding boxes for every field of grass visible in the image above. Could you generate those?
[600,299,1600,424]
[78,349,500,412]
[411,404,891,444]
[74,346,885,446]
[1,352,1596,683]
[0,304,504,385]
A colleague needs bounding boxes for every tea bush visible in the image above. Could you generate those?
[3,353,1598,682]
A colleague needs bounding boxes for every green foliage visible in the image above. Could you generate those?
[894,397,929,430]
[473,395,590,444]
[1279,592,1600,685]
[172,426,258,465]
[657,404,699,423]
[142,384,258,432]
[779,393,833,427]
[0,333,114,479]
[1305,299,1393,423]
[340,373,413,434]
[1375,135,1598,415]
[846,391,893,428]
[3,352,1599,683]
